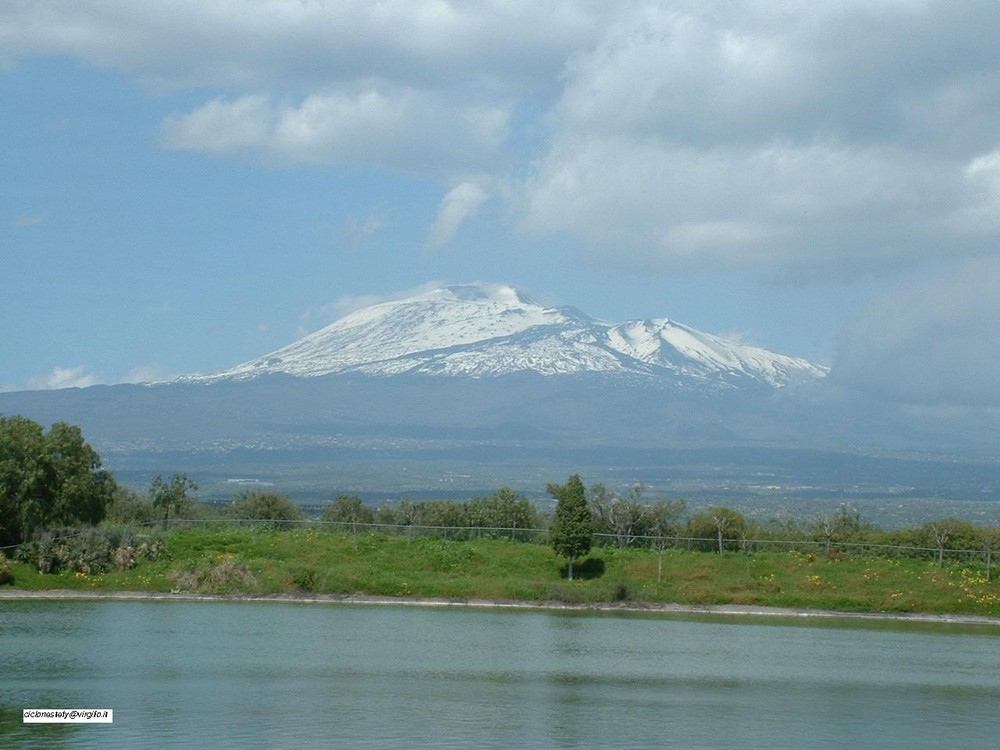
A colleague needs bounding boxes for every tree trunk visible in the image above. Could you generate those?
[567,557,574,580]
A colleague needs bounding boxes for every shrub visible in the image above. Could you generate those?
[16,528,104,574]
[287,566,320,592]
[206,558,257,590]
[15,527,168,575]
[170,557,259,593]
[0,555,13,585]
[609,580,631,602]
[226,490,305,529]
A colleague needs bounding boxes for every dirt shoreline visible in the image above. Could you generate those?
[3,588,999,627]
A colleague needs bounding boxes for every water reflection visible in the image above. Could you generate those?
[2,600,999,749]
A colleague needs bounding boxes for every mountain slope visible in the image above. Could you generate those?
[4,283,997,504]
[192,283,827,389]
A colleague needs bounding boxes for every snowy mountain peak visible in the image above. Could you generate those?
[192,282,827,388]
[607,318,827,386]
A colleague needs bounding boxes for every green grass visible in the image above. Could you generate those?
[5,527,1000,617]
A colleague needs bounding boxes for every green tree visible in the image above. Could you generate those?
[419,500,471,530]
[812,503,870,551]
[689,507,745,553]
[227,490,304,529]
[547,474,593,580]
[647,499,687,539]
[322,493,375,548]
[607,484,650,548]
[587,482,613,533]
[648,499,687,581]
[105,485,158,525]
[396,499,423,542]
[321,494,375,526]
[150,473,197,529]
[43,422,113,528]
[468,487,541,540]
[589,483,674,548]
[980,527,1000,582]
[0,416,115,546]
[922,518,980,566]
[0,416,47,546]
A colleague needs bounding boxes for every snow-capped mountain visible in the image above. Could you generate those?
[4,282,994,503]
[194,283,827,389]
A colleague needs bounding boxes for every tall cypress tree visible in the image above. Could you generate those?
[547,474,593,580]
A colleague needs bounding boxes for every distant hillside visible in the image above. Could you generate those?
[1,283,997,508]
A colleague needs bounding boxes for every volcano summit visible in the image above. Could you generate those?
[190,283,827,390]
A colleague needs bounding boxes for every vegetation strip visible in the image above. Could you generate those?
[3,418,999,622]
[5,525,1000,620]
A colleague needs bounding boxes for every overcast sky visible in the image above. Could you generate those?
[2,1,999,407]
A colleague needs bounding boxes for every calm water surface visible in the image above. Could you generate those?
[2,600,999,749]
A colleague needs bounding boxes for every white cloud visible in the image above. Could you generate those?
[11,364,175,391]
[160,94,273,155]
[1,0,606,181]
[426,182,489,248]
[520,2,1000,279]
[161,90,509,175]
[951,147,1000,235]
[0,0,609,92]
[14,214,45,228]
[831,258,1000,406]
[14,2,999,281]
[524,136,967,277]
[26,366,99,391]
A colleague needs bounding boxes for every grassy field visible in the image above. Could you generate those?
[5,526,1000,617]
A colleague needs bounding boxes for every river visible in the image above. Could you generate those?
[2,599,999,749]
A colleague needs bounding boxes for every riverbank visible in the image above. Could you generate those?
[4,587,1000,629]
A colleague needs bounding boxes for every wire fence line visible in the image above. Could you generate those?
[17,517,986,566]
